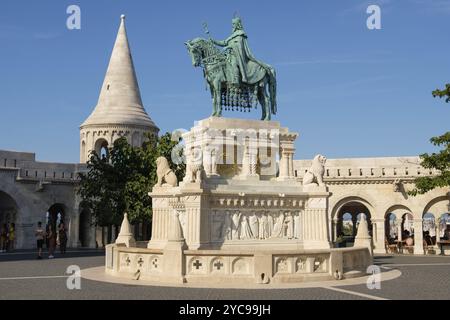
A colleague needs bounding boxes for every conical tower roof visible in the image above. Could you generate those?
[81,15,158,130]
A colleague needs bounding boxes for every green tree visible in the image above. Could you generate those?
[78,132,185,235]
[410,85,450,195]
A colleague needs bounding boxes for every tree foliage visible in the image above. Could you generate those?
[410,85,450,195]
[77,133,185,226]
[432,83,450,103]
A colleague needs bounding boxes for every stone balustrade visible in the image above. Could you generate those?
[294,156,438,181]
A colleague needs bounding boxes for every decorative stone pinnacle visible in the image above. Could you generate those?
[121,14,126,20]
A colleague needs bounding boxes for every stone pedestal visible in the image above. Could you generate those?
[104,117,371,285]
[115,213,136,248]
[148,117,331,252]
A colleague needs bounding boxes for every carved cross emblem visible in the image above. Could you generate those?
[214,260,224,271]
[152,258,158,269]
[193,259,203,270]
[137,257,144,267]
[125,256,131,266]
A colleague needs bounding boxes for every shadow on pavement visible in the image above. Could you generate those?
[0,249,105,262]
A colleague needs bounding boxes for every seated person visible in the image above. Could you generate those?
[423,231,433,246]
[444,226,450,241]
[405,237,414,246]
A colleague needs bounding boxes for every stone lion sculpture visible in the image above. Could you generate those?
[156,157,178,187]
[302,154,326,187]
[185,147,204,183]
[187,161,204,183]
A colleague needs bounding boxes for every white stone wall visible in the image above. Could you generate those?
[0,150,94,249]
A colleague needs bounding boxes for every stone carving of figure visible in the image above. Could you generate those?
[267,212,274,237]
[231,211,242,240]
[221,211,232,240]
[203,146,218,176]
[271,212,285,238]
[284,213,294,239]
[249,213,259,239]
[186,147,204,183]
[258,212,269,240]
[240,215,253,240]
[212,211,225,241]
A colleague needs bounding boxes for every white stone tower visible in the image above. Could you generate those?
[80,15,159,163]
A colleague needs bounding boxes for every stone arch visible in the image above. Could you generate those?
[422,212,437,245]
[384,204,413,221]
[423,196,450,241]
[331,196,375,220]
[423,196,449,216]
[94,138,109,159]
[384,204,414,243]
[331,196,374,244]
[0,191,18,250]
[47,203,66,239]
[78,204,92,247]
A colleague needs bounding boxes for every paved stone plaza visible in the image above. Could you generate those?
[0,250,449,300]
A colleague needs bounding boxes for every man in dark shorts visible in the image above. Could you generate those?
[35,222,45,259]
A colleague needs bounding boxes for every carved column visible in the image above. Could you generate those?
[184,194,209,249]
[352,214,358,238]
[278,132,298,180]
[413,218,424,255]
[279,148,289,178]
[332,218,339,243]
[372,218,386,254]
[397,224,403,242]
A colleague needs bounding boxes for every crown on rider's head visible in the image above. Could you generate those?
[232,16,243,30]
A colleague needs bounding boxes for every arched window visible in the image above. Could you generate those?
[94,139,109,160]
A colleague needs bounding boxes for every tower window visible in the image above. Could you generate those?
[107,84,110,90]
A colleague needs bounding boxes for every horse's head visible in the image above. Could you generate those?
[185,38,206,67]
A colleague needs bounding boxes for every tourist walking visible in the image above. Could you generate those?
[0,224,7,253]
[47,225,56,259]
[58,222,67,254]
[35,222,46,259]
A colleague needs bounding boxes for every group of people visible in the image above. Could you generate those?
[35,221,67,259]
[0,223,15,252]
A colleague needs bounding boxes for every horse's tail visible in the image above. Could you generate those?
[268,68,277,115]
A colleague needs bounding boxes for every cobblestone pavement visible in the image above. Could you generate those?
[0,250,449,300]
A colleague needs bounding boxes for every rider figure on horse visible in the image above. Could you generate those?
[210,17,273,86]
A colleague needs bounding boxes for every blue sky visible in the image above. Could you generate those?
[1,0,449,163]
